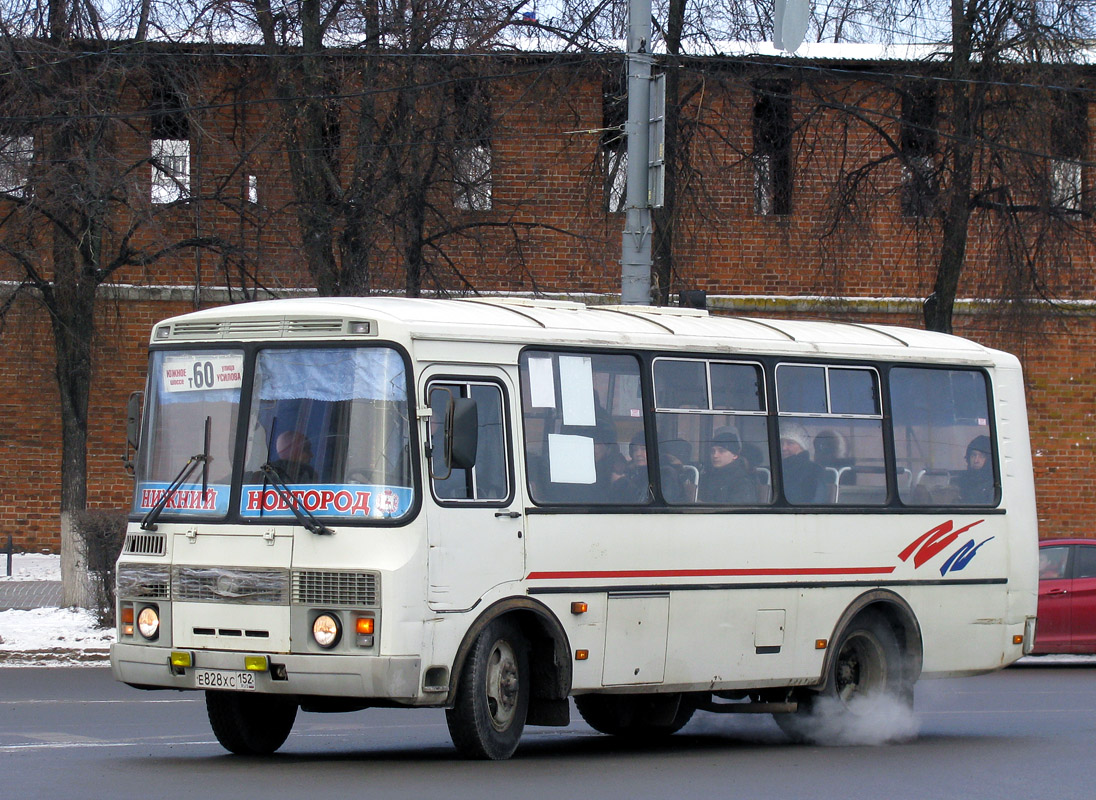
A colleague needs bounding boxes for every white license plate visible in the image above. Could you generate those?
[194,668,257,691]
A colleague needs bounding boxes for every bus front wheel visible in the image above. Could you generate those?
[446,618,530,760]
[775,611,910,743]
[205,691,298,755]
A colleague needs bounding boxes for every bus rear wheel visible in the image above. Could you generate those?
[575,693,695,739]
[205,691,298,755]
[446,618,530,760]
[774,611,910,743]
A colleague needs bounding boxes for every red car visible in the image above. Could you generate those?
[1034,539,1096,654]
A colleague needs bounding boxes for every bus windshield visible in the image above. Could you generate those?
[239,346,414,521]
[133,349,244,518]
[132,345,415,522]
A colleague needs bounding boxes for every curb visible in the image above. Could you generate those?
[0,648,111,665]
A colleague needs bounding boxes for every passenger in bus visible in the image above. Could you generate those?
[588,417,632,502]
[698,428,758,505]
[271,430,317,483]
[952,435,994,504]
[620,433,652,502]
[659,438,696,503]
[814,429,853,473]
[780,423,827,504]
[739,442,771,502]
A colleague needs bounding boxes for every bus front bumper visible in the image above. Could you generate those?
[110,642,424,702]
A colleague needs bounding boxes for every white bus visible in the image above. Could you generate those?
[111,297,1038,759]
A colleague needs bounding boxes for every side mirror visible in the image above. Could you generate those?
[448,397,478,470]
[123,390,144,476]
[428,388,478,480]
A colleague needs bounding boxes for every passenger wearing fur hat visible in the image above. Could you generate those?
[779,422,826,504]
[952,434,994,504]
[698,428,758,504]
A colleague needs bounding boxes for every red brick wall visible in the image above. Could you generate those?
[2,55,1094,549]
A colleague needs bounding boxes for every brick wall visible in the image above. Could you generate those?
[2,51,1094,549]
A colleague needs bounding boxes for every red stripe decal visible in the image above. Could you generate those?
[525,566,897,581]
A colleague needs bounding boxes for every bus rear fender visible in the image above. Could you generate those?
[446,597,573,726]
[817,589,924,695]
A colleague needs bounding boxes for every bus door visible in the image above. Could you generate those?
[422,370,524,611]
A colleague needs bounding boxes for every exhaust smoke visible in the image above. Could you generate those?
[792,692,920,746]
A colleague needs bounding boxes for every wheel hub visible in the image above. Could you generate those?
[486,640,519,730]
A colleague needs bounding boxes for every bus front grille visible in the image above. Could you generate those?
[173,567,289,604]
[293,570,379,607]
[122,532,166,556]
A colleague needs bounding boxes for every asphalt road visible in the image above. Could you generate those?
[2,662,1095,800]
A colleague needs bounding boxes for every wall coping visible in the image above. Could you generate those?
[7,281,1096,317]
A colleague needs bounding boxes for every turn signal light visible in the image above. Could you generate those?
[1013,634,1024,645]
[815,639,828,650]
[571,602,588,615]
[356,616,375,648]
[575,650,589,661]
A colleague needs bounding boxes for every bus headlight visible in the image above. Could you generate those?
[137,606,160,640]
[312,613,341,648]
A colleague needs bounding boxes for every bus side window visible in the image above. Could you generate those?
[519,351,649,506]
[429,380,510,504]
[776,365,884,506]
[653,358,770,507]
[891,367,996,507]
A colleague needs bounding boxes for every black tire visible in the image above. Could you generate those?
[205,691,298,755]
[774,611,910,743]
[446,618,530,760]
[575,693,695,739]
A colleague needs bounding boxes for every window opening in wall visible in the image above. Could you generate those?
[900,83,938,218]
[150,88,190,204]
[453,78,493,211]
[0,135,33,198]
[1050,89,1086,214]
[753,84,792,216]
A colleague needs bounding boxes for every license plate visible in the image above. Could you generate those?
[194,668,257,691]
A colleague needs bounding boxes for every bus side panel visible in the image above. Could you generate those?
[992,361,1039,634]
[526,510,1019,693]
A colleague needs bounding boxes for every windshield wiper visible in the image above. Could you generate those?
[258,463,335,536]
[141,417,212,531]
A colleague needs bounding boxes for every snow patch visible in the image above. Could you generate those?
[0,553,61,581]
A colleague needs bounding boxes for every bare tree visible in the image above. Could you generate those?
[771,0,1096,332]
[0,1,236,603]
[202,0,587,297]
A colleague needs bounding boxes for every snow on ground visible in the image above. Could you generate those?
[1,552,62,581]
[0,554,114,666]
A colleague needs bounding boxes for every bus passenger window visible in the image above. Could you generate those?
[520,351,649,506]
[654,358,770,506]
[891,367,996,507]
[776,364,884,506]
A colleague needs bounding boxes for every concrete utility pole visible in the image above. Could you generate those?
[620,0,653,305]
